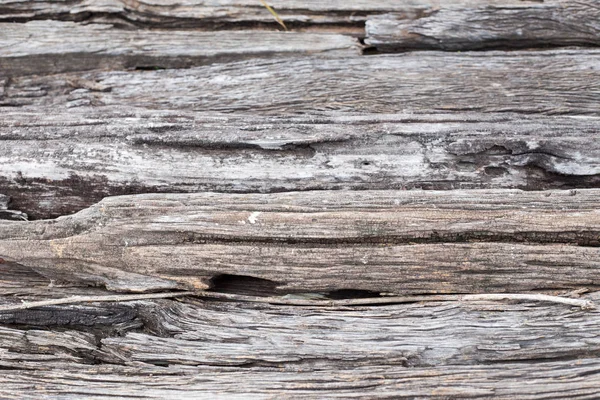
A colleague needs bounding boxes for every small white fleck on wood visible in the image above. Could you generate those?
[248,212,261,224]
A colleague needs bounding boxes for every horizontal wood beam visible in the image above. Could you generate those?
[2,293,599,367]
[0,21,358,76]
[0,261,598,397]
[0,359,599,398]
[0,0,535,30]
[0,275,598,398]
[4,50,599,115]
[1,190,598,294]
[366,1,600,51]
[1,110,599,218]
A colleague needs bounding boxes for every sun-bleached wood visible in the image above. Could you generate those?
[0,21,358,76]
[1,109,598,218]
[1,360,599,399]
[2,1,600,396]
[366,1,600,51]
[0,0,535,31]
[0,265,598,399]
[4,50,599,115]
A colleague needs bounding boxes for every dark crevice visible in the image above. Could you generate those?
[0,11,366,32]
[208,274,281,297]
[137,355,411,369]
[130,138,324,157]
[202,275,384,301]
[512,150,572,161]
[0,305,143,335]
[134,66,166,71]
[358,37,380,55]
[178,230,600,247]
[327,289,381,300]
[0,210,28,221]
[480,351,600,366]
[368,40,600,54]
[457,144,573,161]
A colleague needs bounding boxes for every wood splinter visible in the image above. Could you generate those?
[0,291,594,313]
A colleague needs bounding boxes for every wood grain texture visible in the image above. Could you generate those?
[2,256,598,399]
[1,109,598,218]
[366,1,600,51]
[0,0,534,30]
[103,295,600,368]
[0,21,358,77]
[0,279,599,398]
[3,294,600,368]
[2,1,600,396]
[0,189,598,294]
[0,360,599,399]
[4,50,599,115]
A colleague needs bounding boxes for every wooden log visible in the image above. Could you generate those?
[0,0,534,31]
[366,1,600,51]
[0,21,358,77]
[4,50,599,115]
[0,359,599,398]
[0,252,599,395]
[1,293,600,367]
[103,294,600,367]
[0,289,599,397]
[0,189,598,293]
[1,109,599,218]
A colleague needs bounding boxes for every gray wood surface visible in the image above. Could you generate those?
[0,259,598,398]
[4,50,599,115]
[1,189,598,293]
[2,109,598,219]
[366,1,600,51]
[0,360,599,399]
[0,0,533,30]
[2,1,600,397]
[0,21,358,76]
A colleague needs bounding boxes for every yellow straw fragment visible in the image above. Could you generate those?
[260,0,288,31]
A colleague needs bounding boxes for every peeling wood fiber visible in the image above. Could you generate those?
[1,110,599,218]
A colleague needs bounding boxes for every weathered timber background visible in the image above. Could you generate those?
[0,0,599,398]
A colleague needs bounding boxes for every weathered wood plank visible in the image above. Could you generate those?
[1,109,598,218]
[0,359,599,399]
[1,293,599,367]
[0,0,534,30]
[366,1,600,52]
[0,292,599,397]
[2,259,598,398]
[0,189,598,293]
[0,256,598,395]
[2,1,599,397]
[4,50,599,115]
[105,294,600,367]
[0,21,358,77]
